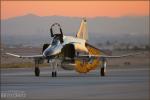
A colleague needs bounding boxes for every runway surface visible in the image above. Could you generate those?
[1,66,150,100]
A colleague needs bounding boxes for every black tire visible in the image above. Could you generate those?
[42,44,50,53]
[101,67,106,76]
[54,72,57,77]
[52,71,57,77]
[35,67,40,77]
[52,72,54,77]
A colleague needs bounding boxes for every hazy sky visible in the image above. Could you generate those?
[1,1,149,20]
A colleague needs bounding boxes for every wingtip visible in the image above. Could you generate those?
[5,52,21,58]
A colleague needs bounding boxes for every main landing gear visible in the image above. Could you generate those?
[101,58,107,76]
[34,58,58,77]
[34,59,40,77]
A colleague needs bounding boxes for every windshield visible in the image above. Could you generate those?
[52,37,60,45]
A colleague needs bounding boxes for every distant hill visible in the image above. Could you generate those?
[1,14,149,46]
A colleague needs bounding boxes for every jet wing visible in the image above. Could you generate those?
[76,52,143,60]
[6,53,44,59]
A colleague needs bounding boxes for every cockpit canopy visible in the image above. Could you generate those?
[50,23,64,43]
[51,36,60,46]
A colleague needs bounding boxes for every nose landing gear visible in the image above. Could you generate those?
[52,71,57,77]
[50,59,58,77]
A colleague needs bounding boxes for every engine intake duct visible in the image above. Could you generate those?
[61,44,75,60]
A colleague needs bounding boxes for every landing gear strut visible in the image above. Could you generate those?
[50,60,58,77]
[101,58,107,76]
[34,59,40,77]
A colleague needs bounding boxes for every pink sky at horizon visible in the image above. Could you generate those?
[1,1,149,20]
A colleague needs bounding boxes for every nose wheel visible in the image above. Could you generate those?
[52,71,57,77]
[50,59,58,77]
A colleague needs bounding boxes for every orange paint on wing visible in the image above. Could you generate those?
[1,1,149,20]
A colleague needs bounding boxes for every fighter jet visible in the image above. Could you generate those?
[6,18,141,77]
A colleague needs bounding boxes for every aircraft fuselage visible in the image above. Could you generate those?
[43,35,88,58]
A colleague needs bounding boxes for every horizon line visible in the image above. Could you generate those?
[1,14,149,21]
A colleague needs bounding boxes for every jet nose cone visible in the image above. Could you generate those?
[43,45,62,58]
[43,49,54,57]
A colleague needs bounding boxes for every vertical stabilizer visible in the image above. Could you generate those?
[76,18,88,41]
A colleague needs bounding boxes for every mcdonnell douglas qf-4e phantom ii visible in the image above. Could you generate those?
[6,18,142,77]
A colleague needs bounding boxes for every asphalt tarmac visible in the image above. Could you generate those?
[1,66,150,100]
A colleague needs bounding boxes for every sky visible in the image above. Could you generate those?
[1,1,149,20]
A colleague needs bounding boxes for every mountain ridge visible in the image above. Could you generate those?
[1,14,149,46]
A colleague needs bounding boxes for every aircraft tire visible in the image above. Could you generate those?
[52,71,57,77]
[101,67,106,76]
[52,72,54,77]
[35,67,40,77]
[54,72,57,77]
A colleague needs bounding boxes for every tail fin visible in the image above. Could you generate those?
[76,18,88,41]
